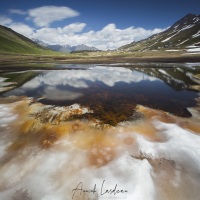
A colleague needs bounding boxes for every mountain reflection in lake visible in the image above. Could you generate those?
[0,63,200,200]
[1,63,200,125]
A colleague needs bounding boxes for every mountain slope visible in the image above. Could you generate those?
[33,39,99,53]
[0,25,56,54]
[71,44,99,52]
[119,14,200,52]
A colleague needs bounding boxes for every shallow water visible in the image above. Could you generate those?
[0,63,200,200]
[1,63,200,124]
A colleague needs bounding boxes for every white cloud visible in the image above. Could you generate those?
[62,23,86,33]
[0,16,13,26]
[22,66,158,91]
[30,23,165,50]
[3,5,166,50]
[2,5,166,50]
[8,21,165,50]
[27,6,79,27]
[29,23,86,44]
[9,9,27,15]
[9,23,34,37]
[44,86,83,100]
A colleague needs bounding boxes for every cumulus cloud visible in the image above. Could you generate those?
[22,66,158,91]
[62,23,87,33]
[9,23,34,37]
[44,86,83,100]
[0,16,13,25]
[4,5,166,50]
[27,6,79,27]
[8,21,165,50]
[30,23,165,50]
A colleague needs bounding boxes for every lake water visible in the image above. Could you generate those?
[0,63,200,200]
[1,63,200,124]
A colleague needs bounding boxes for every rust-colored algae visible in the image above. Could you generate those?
[178,121,200,134]
[20,120,36,134]
[41,132,58,149]
[123,136,135,145]
[0,86,200,200]
[70,129,119,167]
[8,139,27,151]
[0,97,96,150]
[135,105,176,123]
[128,121,161,142]
[88,145,116,167]
[1,96,200,169]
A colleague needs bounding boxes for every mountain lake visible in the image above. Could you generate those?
[0,63,200,200]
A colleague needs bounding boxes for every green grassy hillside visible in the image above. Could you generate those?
[0,25,58,55]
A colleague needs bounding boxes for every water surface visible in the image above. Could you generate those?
[1,63,200,125]
[0,63,200,200]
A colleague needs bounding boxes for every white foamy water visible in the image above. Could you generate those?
[0,104,18,158]
[0,100,200,200]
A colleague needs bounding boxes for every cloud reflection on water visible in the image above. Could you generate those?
[23,66,159,89]
[4,66,159,101]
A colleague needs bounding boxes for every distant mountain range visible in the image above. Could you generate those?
[0,13,199,55]
[32,39,99,53]
[119,14,200,52]
[0,25,55,54]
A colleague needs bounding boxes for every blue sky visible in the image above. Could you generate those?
[0,0,199,49]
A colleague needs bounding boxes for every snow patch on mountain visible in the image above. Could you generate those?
[187,47,200,52]
[32,39,99,52]
[162,33,178,42]
[192,30,200,38]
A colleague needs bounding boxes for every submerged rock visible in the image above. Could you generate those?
[30,103,93,124]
